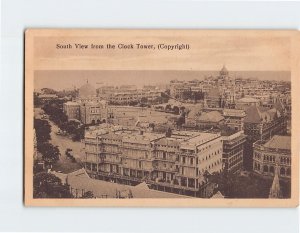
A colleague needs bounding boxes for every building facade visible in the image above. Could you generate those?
[243,104,287,170]
[63,81,108,124]
[84,125,223,197]
[223,109,246,131]
[253,135,291,179]
[221,130,246,173]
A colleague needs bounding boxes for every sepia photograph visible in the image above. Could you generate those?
[25,30,299,206]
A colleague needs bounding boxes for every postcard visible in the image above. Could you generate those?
[25,29,299,207]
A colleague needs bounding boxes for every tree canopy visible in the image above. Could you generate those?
[33,172,73,198]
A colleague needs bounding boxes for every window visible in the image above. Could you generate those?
[163,152,166,160]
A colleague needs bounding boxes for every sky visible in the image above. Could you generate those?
[34,69,291,91]
[33,31,292,91]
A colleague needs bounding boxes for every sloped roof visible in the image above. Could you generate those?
[211,191,224,198]
[197,111,224,123]
[67,175,192,198]
[245,105,280,124]
[244,106,262,123]
[264,135,291,151]
[273,100,285,114]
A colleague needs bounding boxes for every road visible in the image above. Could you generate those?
[48,120,85,161]
[35,108,85,173]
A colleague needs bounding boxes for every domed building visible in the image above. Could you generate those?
[79,81,97,99]
[218,65,230,82]
[63,80,108,124]
[220,65,229,76]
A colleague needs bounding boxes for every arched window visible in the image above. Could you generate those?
[263,165,268,172]
[258,164,261,170]
[269,166,274,173]
[286,168,291,176]
[280,167,285,176]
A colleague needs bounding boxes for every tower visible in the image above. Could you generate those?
[269,163,283,198]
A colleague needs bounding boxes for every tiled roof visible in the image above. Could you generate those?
[67,175,192,198]
[264,135,291,151]
[197,111,224,123]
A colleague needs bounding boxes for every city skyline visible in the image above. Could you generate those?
[35,69,291,91]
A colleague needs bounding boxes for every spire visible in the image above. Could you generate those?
[269,164,282,198]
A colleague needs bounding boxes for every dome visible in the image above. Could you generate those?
[79,82,96,98]
[220,65,229,76]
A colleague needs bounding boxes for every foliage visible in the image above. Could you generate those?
[65,149,76,163]
[33,172,73,198]
[41,88,57,94]
[209,171,274,198]
[34,93,42,107]
[71,125,85,141]
[33,161,44,174]
[42,100,68,127]
[42,100,84,141]
[82,191,94,199]
[34,119,51,144]
[39,142,60,165]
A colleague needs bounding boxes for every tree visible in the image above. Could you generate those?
[41,88,57,94]
[209,171,273,198]
[34,119,51,144]
[33,172,73,198]
[72,125,85,142]
[39,142,60,165]
[82,191,94,199]
[140,97,148,103]
[173,106,180,114]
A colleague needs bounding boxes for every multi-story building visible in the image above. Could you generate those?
[63,81,108,124]
[243,104,287,170]
[109,89,162,105]
[235,97,260,110]
[253,135,291,178]
[221,130,247,173]
[223,108,246,131]
[84,125,223,197]
[63,101,80,120]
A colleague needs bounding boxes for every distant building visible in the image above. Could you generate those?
[63,101,80,120]
[236,97,260,110]
[253,135,291,179]
[223,109,246,131]
[184,110,224,130]
[84,125,223,197]
[205,87,224,108]
[63,81,108,124]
